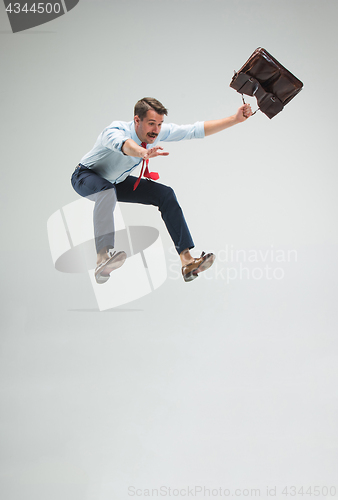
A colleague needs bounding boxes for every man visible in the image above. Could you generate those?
[71,97,252,283]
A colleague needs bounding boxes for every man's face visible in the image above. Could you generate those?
[134,109,164,144]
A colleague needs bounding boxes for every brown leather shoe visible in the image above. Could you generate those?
[95,250,127,284]
[181,251,216,282]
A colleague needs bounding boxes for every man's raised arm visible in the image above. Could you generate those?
[204,104,252,136]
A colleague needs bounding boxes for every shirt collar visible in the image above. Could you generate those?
[130,121,146,147]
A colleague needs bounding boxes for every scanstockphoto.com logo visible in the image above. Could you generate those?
[3,0,80,33]
[47,197,168,311]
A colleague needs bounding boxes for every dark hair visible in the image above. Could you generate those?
[134,97,168,120]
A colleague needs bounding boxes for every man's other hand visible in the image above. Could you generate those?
[143,146,169,160]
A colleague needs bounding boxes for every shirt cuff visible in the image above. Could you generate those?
[195,121,205,139]
[121,139,128,155]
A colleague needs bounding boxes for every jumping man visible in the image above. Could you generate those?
[71,97,252,283]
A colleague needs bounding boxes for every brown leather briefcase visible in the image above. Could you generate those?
[230,47,303,119]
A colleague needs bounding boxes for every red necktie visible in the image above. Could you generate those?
[133,142,159,191]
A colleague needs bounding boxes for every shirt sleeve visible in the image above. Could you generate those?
[160,121,205,142]
[101,126,131,154]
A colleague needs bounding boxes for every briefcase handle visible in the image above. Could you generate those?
[241,94,259,116]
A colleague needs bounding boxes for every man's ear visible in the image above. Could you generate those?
[134,115,141,126]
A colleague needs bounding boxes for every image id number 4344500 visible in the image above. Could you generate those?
[5,2,62,14]
[281,486,337,496]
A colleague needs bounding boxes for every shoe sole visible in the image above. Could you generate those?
[194,253,216,275]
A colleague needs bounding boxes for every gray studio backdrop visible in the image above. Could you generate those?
[1,0,338,499]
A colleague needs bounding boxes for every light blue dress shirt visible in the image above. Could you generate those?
[80,120,205,184]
